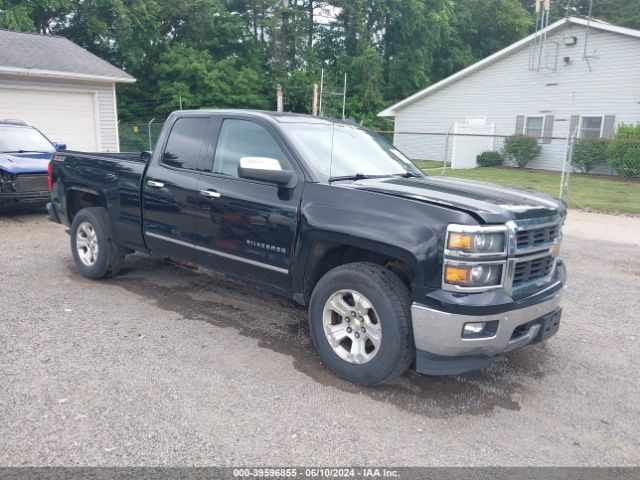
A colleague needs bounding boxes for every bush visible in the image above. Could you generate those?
[502,135,541,168]
[571,140,608,173]
[476,150,504,167]
[607,123,640,178]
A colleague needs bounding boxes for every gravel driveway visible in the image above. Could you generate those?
[0,208,638,466]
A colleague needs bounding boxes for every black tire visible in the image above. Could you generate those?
[308,262,414,386]
[70,207,125,279]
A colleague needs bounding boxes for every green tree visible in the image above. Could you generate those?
[153,46,270,115]
[0,1,37,31]
[382,0,452,100]
[435,0,531,79]
[0,0,71,32]
[520,0,640,31]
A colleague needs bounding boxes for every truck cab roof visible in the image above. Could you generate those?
[175,109,357,126]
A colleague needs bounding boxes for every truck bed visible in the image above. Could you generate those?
[50,149,149,252]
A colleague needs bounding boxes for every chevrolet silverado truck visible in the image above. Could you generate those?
[48,110,566,386]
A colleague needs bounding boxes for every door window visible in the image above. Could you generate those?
[213,119,286,178]
[161,117,209,170]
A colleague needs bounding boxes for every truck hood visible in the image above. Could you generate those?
[345,176,566,224]
[0,152,52,174]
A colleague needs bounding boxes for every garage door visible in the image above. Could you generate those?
[0,88,97,151]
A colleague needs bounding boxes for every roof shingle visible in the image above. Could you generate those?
[0,29,135,83]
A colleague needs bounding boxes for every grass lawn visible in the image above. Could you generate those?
[416,164,639,215]
[414,160,444,171]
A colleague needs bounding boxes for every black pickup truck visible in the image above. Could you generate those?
[48,110,566,385]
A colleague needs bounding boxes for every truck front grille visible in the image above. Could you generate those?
[16,174,48,192]
[516,224,560,251]
[513,254,555,286]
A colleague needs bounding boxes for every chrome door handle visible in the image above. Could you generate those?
[199,189,221,199]
[147,180,165,188]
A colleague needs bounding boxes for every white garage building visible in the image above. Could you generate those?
[0,29,135,152]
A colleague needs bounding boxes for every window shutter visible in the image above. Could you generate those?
[602,115,616,139]
[543,115,554,143]
[569,115,580,137]
[515,115,525,135]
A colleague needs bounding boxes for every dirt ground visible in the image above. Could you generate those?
[0,208,638,466]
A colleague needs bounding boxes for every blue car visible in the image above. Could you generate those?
[0,119,65,207]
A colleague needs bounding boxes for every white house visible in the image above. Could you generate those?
[0,29,135,152]
[379,17,640,171]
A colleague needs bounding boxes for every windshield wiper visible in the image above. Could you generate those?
[1,150,50,154]
[329,173,379,182]
[393,172,422,178]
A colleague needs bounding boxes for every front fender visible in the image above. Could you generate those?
[292,183,479,303]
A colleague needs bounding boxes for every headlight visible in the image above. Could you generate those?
[442,224,509,292]
[444,262,503,288]
[446,225,507,256]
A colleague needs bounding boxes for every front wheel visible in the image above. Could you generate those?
[308,262,414,386]
[70,207,125,279]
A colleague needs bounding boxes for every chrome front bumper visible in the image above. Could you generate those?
[412,288,564,358]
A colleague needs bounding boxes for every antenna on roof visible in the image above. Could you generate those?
[529,0,543,70]
[530,0,552,71]
[538,0,552,71]
[583,0,595,71]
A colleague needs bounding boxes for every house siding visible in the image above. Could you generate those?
[392,24,640,171]
[0,75,119,152]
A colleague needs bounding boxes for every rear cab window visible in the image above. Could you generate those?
[161,117,210,170]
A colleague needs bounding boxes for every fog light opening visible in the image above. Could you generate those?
[462,320,499,339]
[464,322,485,334]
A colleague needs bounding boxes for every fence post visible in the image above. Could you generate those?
[147,118,155,151]
[560,128,576,202]
[442,124,454,175]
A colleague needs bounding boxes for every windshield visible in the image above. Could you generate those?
[0,126,55,153]
[284,122,423,181]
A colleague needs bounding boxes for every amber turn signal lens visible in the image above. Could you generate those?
[447,232,475,251]
[444,265,471,284]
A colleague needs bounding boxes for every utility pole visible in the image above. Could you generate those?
[341,73,347,120]
[319,68,324,116]
[179,95,183,110]
[276,84,283,112]
[311,84,318,116]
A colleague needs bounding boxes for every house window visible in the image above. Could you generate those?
[579,116,603,138]
[523,116,544,137]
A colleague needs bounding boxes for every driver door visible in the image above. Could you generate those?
[194,116,303,292]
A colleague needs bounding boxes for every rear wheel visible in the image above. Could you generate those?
[309,262,414,386]
[70,207,125,279]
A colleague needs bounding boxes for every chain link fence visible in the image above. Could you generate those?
[118,120,639,215]
[385,128,639,215]
[119,122,165,152]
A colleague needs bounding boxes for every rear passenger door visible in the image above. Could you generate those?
[142,115,211,262]
[194,116,303,292]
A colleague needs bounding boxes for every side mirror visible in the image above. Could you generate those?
[238,157,295,186]
[140,151,152,162]
[53,142,67,151]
